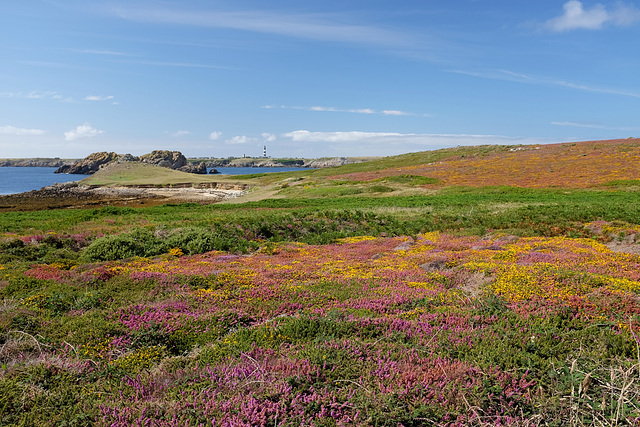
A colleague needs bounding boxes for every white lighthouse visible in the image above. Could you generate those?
[263,145,267,158]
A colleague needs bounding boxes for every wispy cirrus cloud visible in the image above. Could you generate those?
[0,91,73,102]
[60,48,130,56]
[542,0,640,32]
[451,69,640,99]
[264,105,427,117]
[114,59,237,70]
[551,121,640,131]
[76,49,129,56]
[64,123,104,141]
[107,5,412,48]
[0,125,46,136]
[382,110,412,116]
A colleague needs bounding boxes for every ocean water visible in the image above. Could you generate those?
[0,167,84,195]
[0,166,311,195]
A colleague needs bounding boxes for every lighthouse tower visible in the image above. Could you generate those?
[263,145,267,158]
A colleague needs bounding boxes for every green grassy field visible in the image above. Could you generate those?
[3,142,640,426]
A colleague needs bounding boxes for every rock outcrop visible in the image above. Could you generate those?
[139,150,207,174]
[54,152,120,174]
[54,150,207,175]
[139,150,187,169]
[177,162,207,174]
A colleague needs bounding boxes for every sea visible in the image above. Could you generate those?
[0,166,311,195]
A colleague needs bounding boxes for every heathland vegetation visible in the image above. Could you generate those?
[2,139,640,426]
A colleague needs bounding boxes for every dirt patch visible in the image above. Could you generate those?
[394,238,414,251]
[606,242,640,254]
[419,260,449,271]
[420,260,493,296]
[461,272,494,297]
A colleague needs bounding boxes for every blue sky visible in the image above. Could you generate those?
[1,0,639,158]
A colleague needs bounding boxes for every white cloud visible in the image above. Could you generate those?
[273,105,422,116]
[0,125,46,136]
[64,123,104,141]
[306,106,377,114]
[85,95,115,101]
[226,135,253,144]
[309,106,338,112]
[382,110,411,116]
[262,133,276,142]
[544,1,640,32]
[170,130,191,137]
[209,131,222,140]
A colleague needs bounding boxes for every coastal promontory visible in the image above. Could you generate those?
[54,150,207,175]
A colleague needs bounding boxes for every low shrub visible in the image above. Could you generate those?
[82,228,168,261]
[166,227,255,255]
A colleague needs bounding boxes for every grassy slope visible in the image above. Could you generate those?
[80,162,236,186]
[243,138,640,201]
[323,138,640,187]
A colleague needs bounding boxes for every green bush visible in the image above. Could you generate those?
[82,228,168,261]
[165,227,255,254]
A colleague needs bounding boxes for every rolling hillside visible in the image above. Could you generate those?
[317,138,640,188]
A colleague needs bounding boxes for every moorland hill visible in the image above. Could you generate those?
[312,138,640,188]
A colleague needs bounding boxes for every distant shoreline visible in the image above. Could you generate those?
[0,156,378,169]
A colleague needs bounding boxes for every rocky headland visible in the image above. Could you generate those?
[54,150,207,175]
